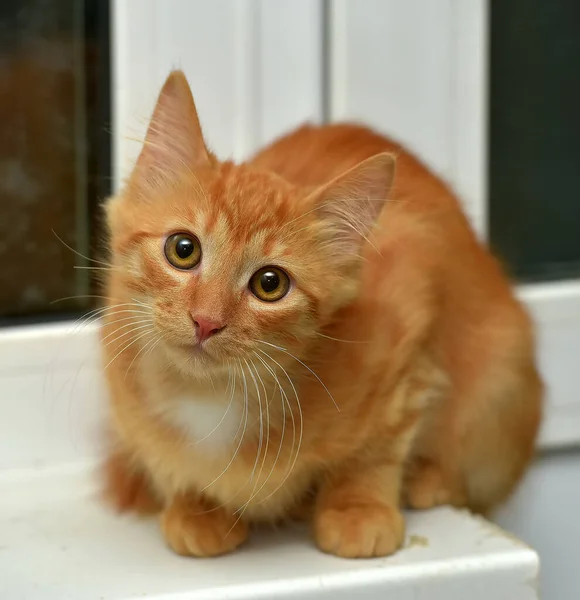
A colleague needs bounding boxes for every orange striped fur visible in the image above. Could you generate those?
[100,71,543,558]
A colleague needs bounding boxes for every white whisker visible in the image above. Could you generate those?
[51,294,120,305]
[244,359,264,484]
[258,340,340,412]
[124,332,161,380]
[103,328,156,372]
[73,265,117,272]
[227,359,268,532]
[314,331,369,344]
[101,320,155,349]
[67,304,152,336]
[256,348,302,505]
[52,229,112,267]
[200,361,248,493]
[247,350,289,506]
[100,315,154,339]
[235,359,272,515]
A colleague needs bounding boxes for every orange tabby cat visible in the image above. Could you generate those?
[101,70,543,559]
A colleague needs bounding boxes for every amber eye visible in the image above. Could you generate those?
[164,233,202,270]
[249,267,290,302]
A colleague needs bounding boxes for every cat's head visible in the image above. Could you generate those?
[105,71,394,377]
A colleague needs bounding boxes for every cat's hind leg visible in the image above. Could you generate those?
[405,360,542,514]
[102,448,163,515]
[404,457,466,510]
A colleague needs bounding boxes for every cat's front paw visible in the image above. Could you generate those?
[314,503,405,558]
[161,496,248,557]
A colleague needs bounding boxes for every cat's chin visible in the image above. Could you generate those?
[168,343,216,364]
[162,341,232,378]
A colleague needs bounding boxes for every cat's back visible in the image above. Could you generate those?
[250,123,453,210]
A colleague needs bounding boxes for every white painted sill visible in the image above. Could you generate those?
[4,281,578,599]
[1,467,538,600]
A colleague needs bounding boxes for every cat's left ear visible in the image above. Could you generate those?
[307,152,396,256]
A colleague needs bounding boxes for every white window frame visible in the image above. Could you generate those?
[1,0,578,479]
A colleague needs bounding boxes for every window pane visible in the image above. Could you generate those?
[489,0,580,282]
[0,0,110,320]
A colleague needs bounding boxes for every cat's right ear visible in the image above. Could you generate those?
[306,152,396,260]
[131,70,211,181]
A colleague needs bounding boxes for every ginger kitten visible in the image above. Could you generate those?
[101,70,543,559]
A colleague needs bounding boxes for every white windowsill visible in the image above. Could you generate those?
[0,465,538,600]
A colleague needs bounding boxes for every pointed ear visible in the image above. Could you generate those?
[132,70,211,180]
[308,152,396,257]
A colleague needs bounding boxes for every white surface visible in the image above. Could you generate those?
[328,0,487,236]
[113,0,323,185]
[0,470,538,600]
[258,0,324,145]
[496,451,580,600]
[0,321,104,472]
[518,282,580,447]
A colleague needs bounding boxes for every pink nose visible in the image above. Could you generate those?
[191,315,225,343]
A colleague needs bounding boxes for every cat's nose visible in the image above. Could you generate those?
[191,315,226,343]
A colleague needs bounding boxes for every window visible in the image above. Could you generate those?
[0,0,110,323]
[489,0,580,282]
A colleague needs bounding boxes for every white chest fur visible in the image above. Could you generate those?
[163,393,243,454]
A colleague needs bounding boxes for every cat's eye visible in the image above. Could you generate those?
[164,233,202,270]
[249,267,290,302]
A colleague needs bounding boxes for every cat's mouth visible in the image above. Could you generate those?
[173,340,223,364]
[164,334,242,369]
[178,341,211,355]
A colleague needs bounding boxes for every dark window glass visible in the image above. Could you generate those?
[489,0,580,282]
[0,0,110,321]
